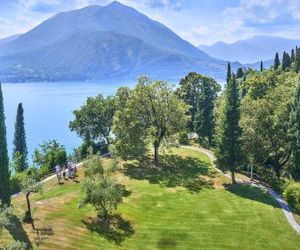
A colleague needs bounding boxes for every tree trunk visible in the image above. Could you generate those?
[231,171,236,184]
[26,192,32,221]
[154,142,159,164]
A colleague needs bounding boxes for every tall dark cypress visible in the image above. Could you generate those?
[13,103,28,172]
[286,52,291,69]
[0,82,10,205]
[291,49,295,62]
[296,48,300,73]
[282,52,287,71]
[290,79,300,176]
[260,61,263,72]
[274,52,280,70]
[216,75,242,183]
[226,62,231,83]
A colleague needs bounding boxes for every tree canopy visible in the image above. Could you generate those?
[113,77,189,163]
[70,95,115,145]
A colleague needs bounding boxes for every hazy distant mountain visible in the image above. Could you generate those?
[198,35,300,64]
[0,34,20,46]
[0,1,235,82]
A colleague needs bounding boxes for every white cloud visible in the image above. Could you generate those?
[288,0,300,21]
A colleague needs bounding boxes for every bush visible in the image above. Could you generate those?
[283,182,300,212]
[178,131,189,145]
[10,173,26,194]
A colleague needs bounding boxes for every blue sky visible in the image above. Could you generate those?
[0,0,300,45]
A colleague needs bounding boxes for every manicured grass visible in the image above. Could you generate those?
[1,147,300,249]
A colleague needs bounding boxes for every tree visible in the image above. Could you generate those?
[192,76,221,145]
[241,70,296,179]
[33,140,67,171]
[236,68,244,78]
[296,48,300,73]
[260,61,264,72]
[80,155,124,220]
[274,52,280,70]
[215,75,242,183]
[113,77,189,163]
[290,79,300,178]
[226,62,232,83]
[0,82,10,206]
[176,72,202,131]
[13,103,28,172]
[70,95,115,147]
[21,176,42,222]
[291,49,295,62]
[282,52,291,71]
[177,72,220,144]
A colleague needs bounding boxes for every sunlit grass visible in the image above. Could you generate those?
[1,147,300,249]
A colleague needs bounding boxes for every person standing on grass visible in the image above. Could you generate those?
[67,161,72,179]
[72,162,77,182]
[55,165,61,183]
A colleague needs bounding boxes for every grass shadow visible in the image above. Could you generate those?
[5,215,33,249]
[224,183,280,208]
[31,220,53,246]
[123,154,215,192]
[83,214,134,245]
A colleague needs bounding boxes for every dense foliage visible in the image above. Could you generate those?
[113,77,188,163]
[240,70,297,179]
[70,95,115,149]
[12,103,28,172]
[215,72,242,183]
[177,72,221,145]
[0,83,10,205]
[80,155,124,220]
[32,140,67,172]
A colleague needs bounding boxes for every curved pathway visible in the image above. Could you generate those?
[182,145,300,235]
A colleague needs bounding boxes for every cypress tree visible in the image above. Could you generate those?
[0,82,10,205]
[290,79,300,175]
[282,52,287,71]
[286,52,291,69]
[296,48,300,73]
[274,52,280,70]
[226,62,231,83]
[13,103,28,172]
[236,68,244,78]
[260,61,263,72]
[216,75,242,183]
[291,49,295,62]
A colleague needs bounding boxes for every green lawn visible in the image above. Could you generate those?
[1,147,300,249]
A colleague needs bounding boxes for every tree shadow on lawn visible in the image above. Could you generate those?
[5,215,33,249]
[30,220,53,247]
[123,154,215,192]
[224,183,280,208]
[83,214,134,245]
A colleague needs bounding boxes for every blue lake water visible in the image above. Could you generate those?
[2,81,134,162]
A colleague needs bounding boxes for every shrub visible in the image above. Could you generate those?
[178,131,189,145]
[10,173,26,194]
[283,182,300,212]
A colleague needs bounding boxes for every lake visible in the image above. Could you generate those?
[2,81,134,162]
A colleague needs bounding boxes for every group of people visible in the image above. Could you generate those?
[55,161,77,183]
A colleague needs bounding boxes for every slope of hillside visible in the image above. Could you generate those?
[0,1,232,82]
[1,147,300,249]
[199,35,300,63]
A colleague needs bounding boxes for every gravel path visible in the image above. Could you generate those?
[182,145,300,235]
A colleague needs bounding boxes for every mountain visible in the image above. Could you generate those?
[198,35,300,64]
[0,1,234,82]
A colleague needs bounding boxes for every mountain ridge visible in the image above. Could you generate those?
[198,35,300,64]
[0,1,235,82]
